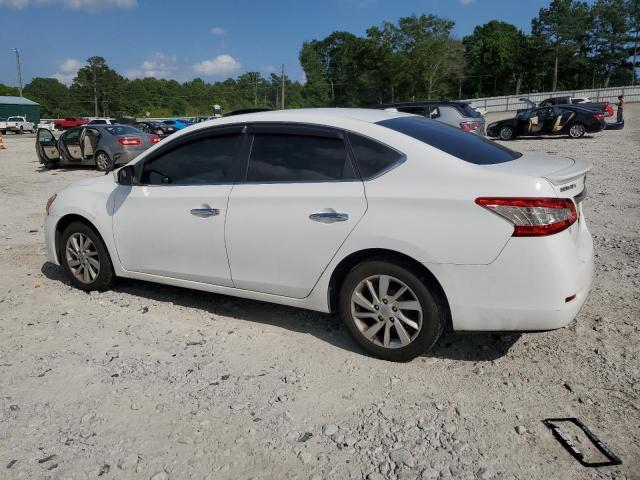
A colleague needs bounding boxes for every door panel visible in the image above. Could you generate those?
[61,128,83,161]
[112,185,234,286]
[36,128,60,162]
[226,182,366,298]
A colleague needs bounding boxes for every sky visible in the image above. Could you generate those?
[0,0,558,88]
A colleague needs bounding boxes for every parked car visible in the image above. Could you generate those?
[486,105,606,140]
[134,121,176,138]
[54,117,88,131]
[0,117,7,134]
[539,96,614,117]
[162,119,188,130]
[42,108,593,361]
[36,124,160,171]
[375,101,485,135]
[38,120,57,131]
[86,118,117,125]
[6,116,35,134]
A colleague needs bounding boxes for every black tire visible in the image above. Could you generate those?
[498,126,515,140]
[18,127,23,134]
[60,221,115,292]
[568,123,586,138]
[43,161,58,170]
[95,151,114,172]
[338,258,445,362]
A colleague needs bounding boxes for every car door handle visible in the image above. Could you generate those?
[190,208,220,217]
[309,209,349,224]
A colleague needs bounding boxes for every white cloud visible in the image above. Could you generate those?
[52,57,84,85]
[1,0,137,10]
[458,0,476,5]
[125,53,177,79]
[193,54,241,77]
[210,27,226,36]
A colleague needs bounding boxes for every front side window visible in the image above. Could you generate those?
[347,132,403,179]
[141,134,239,185]
[246,133,356,182]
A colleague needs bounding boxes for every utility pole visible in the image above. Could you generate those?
[13,48,23,96]
[280,64,285,110]
[92,64,98,117]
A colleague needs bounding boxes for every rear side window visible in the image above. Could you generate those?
[396,106,426,116]
[347,132,403,179]
[378,116,521,165]
[247,134,356,182]
[141,134,239,185]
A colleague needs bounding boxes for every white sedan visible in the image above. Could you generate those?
[43,109,593,361]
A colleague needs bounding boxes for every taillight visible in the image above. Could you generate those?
[460,121,481,132]
[151,135,160,144]
[593,113,604,120]
[605,104,614,116]
[475,197,577,237]
[118,136,141,146]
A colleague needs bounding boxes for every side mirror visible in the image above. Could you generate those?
[116,165,135,185]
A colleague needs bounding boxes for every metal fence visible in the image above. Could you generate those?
[463,85,640,113]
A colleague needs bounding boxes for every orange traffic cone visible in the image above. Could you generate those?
[0,133,6,150]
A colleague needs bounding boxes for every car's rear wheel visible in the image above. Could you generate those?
[339,259,444,361]
[568,123,586,138]
[95,151,114,172]
[43,161,57,170]
[499,126,515,140]
[60,222,115,292]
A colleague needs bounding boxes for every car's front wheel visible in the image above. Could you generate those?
[339,259,444,361]
[60,222,115,292]
[568,123,586,138]
[95,151,114,171]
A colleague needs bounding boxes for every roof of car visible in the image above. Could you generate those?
[377,100,471,108]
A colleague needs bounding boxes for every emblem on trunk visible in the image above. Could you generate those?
[560,183,576,192]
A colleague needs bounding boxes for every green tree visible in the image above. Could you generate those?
[299,42,330,106]
[532,0,592,91]
[23,77,70,117]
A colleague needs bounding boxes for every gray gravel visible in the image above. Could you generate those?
[0,107,638,479]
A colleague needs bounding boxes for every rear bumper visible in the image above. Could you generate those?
[113,149,145,165]
[431,218,594,331]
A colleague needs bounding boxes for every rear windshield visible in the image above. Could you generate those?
[377,116,521,165]
[459,104,482,118]
[105,125,139,136]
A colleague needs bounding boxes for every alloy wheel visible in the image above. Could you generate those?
[569,124,585,138]
[350,274,423,349]
[499,127,513,140]
[65,232,100,283]
[96,153,110,171]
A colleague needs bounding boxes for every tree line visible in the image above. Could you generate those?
[1,0,638,118]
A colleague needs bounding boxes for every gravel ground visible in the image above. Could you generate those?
[0,108,638,480]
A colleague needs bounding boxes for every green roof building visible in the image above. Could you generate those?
[0,96,40,124]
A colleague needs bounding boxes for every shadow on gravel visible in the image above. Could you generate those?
[41,262,519,362]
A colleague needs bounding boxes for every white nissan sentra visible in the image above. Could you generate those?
[44,109,593,361]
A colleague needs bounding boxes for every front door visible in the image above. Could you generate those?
[112,127,243,286]
[225,124,367,298]
[36,128,60,164]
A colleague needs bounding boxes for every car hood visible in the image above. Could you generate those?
[68,173,115,189]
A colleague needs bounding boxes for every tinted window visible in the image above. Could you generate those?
[428,106,441,119]
[247,134,356,182]
[141,134,239,185]
[378,116,521,165]
[397,106,426,116]
[105,125,139,136]
[64,129,81,143]
[459,104,481,118]
[347,132,403,179]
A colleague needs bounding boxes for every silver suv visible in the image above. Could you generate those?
[377,101,485,136]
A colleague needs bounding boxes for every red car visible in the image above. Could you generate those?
[54,117,88,131]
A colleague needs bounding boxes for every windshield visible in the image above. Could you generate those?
[8,117,21,121]
[377,116,521,165]
[460,104,482,118]
[105,125,140,136]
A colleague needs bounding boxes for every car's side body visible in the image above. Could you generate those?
[539,96,614,117]
[54,117,88,130]
[6,116,35,133]
[35,125,157,168]
[486,105,605,139]
[376,101,485,135]
[44,109,593,334]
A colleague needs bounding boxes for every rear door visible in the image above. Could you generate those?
[35,128,60,164]
[225,123,367,298]
[61,127,84,161]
